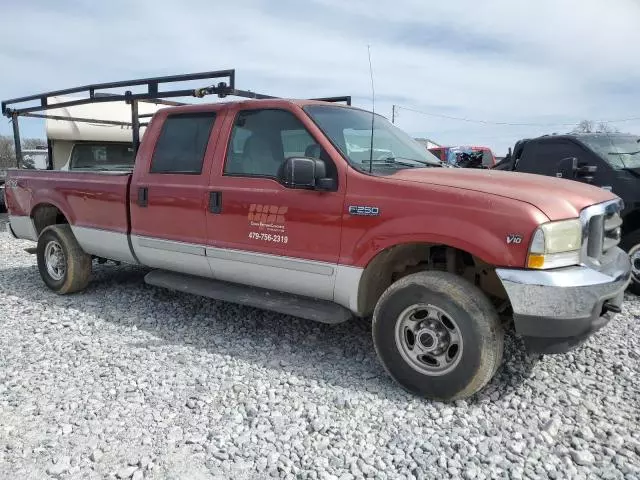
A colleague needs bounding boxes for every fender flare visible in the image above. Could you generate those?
[29,190,76,236]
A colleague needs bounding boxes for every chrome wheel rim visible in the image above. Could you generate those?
[45,240,66,281]
[630,244,640,284]
[394,303,463,376]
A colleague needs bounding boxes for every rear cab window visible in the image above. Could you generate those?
[150,112,217,174]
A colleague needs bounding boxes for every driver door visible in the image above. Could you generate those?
[205,105,346,301]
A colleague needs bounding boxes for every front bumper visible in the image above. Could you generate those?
[496,247,631,354]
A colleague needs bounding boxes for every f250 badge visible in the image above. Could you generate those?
[348,205,380,216]
[506,234,523,244]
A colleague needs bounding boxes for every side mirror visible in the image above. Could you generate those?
[575,162,597,183]
[556,157,578,179]
[576,164,597,175]
[280,157,336,191]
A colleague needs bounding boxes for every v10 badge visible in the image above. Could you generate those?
[506,234,523,245]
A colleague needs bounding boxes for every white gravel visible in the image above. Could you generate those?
[0,231,639,480]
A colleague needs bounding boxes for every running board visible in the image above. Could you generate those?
[144,269,353,324]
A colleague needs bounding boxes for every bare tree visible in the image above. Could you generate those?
[596,122,620,134]
[0,135,46,169]
[571,120,620,134]
[0,136,15,169]
[572,120,595,133]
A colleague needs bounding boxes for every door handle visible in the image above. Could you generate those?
[209,191,222,214]
[138,187,148,207]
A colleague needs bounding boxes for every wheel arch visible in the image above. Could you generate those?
[355,241,507,317]
[31,203,71,237]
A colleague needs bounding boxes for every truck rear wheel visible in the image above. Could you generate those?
[37,225,92,294]
[621,229,640,295]
[372,271,504,401]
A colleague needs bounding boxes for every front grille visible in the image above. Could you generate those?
[603,210,623,253]
[580,199,623,266]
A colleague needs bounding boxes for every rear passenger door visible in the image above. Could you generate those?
[130,110,223,278]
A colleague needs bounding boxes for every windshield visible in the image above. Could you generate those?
[579,135,640,170]
[303,105,442,172]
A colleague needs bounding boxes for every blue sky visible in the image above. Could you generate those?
[1,0,639,155]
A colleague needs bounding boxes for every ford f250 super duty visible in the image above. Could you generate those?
[2,71,632,401]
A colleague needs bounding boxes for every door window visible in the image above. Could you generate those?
[224,109,333,178]
[150,112,217,174]
[517,141,584,176]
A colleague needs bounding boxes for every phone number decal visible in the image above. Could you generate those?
[248,232,289,244]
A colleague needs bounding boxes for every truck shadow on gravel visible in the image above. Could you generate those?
[1,262,539,403]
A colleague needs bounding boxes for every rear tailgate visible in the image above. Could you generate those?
[5,169,132,239]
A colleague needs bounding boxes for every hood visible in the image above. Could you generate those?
[389,168,617,221]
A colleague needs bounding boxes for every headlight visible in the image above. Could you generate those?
[527,219,582,269]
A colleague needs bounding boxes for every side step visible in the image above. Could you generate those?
[144,269,353,324]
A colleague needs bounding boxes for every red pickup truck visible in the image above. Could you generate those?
[3,76,631,401]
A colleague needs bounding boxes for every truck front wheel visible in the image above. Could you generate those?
[37,225,92,294]
[372,271,504,401]
[621,229,640,295]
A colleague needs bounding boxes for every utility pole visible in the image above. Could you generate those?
[391,104,396,124]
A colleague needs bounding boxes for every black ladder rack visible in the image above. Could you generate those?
[1,68,351,168]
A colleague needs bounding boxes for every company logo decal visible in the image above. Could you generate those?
[248,204,287,233]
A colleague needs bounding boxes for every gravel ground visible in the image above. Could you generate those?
[0,231,639,480]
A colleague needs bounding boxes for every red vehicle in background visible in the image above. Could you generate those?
[429,145,497,168]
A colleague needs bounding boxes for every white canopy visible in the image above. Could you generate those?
[45,95,166,142]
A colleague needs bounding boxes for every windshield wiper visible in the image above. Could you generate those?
[608,150,640,156]
[390,156,442,166]
[362,156,441,168]
[361,158,418,168]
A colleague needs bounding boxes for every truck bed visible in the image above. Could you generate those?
[5,169,132,235]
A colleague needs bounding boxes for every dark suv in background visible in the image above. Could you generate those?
[494,132,640,293]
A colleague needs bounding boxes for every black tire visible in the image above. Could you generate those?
[36,224,92,294]
[621,229,640,295]
[372,271,504,401]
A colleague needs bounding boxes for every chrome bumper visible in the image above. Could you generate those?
[496,247,631,353]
